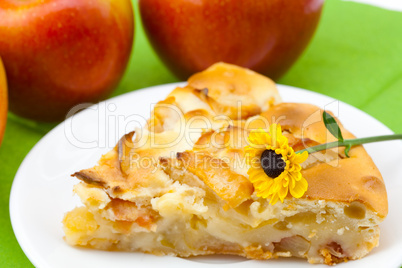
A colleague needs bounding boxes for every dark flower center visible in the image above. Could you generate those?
[260,149,286,178]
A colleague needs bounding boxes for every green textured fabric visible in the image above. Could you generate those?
[0,0,401,266]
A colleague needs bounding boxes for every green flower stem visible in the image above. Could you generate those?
[296,134,402,155]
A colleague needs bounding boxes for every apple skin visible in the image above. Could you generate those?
[0,57,7,146]
[140,0,323,80]
[0,0,134,121]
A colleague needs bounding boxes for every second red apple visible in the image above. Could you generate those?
[140,0,324,80]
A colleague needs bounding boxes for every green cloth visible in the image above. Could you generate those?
[1,0,401,266]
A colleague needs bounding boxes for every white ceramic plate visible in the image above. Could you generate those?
[10,83,402,268]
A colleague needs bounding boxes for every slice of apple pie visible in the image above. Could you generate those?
[63,63,387,265]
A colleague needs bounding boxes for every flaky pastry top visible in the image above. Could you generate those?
[73,63,387,218]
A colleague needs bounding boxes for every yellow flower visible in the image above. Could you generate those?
[245,124,309,205]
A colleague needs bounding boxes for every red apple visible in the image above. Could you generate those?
[0,0,134,121]
[140,0,323,80]
[0,57,7,146]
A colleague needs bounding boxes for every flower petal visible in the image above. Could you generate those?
[276,124,283,139]
[269,193,280,205]
[289,177,308,198]
[269,124,277,147]
[278,182,288,203]
[290,175,296,188]
[290,170,302,181]
[261,180,275,198]
[295,151,309,163]
[282,177,289,188]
